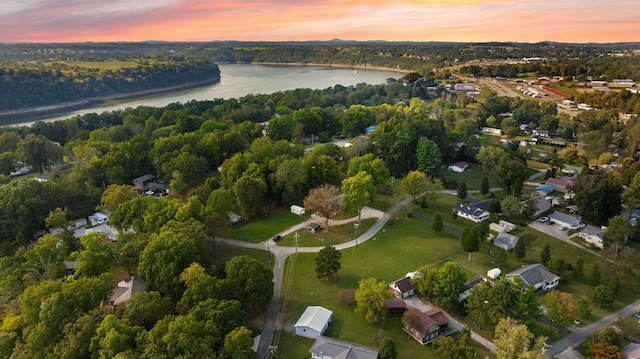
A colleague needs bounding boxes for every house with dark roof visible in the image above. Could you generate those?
[386,298,407,316]
[107,276,145,306]
[132,174,156,191]
[505,264,559,291]
[578,225,607,249]
[459,276,487,301]
[402,308,449,345]
[448,161,469,173]
[309,336,379,359]
[388,276,415,298]
[454,200,491,223]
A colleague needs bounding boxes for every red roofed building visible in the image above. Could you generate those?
[402,308,449,345]
[388,276,415,298]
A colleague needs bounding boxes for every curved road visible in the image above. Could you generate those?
[219,196,640,358]
[217,200,409,358]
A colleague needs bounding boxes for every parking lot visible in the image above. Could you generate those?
[527,218,572,241]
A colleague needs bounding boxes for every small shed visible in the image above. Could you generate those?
[291,205,305,215]
[306,222,321,233]
[386,299,407,316]
[295,306,333,339]
[487,268,501,279]
[494,232,519,251]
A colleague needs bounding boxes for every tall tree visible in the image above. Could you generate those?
[73,232,115,278]
[354,277,391,324]
[540,244,551,266]
[224,256,274,313]
[432,329,474,359]
[416,137,442,176]
[457,181,467,199]
[494,317,547,359]
[97,184,138,212]
[303,184,341,232]
[15,133,64,172]
[138,230,201,301]
[341,171,375,222]
[401,170,429,201]
[476,145,508,177]
[315,246,341,280]
[346,153,390,190]
[544,290,579,329]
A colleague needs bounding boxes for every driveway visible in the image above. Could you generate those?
[527,221,599,257]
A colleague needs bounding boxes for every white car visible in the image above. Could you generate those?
[559,225,568,230]
[539,216,549,223]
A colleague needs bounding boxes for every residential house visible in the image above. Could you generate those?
[622,343,640,359]
[578,225,607,249]
[132,174,156,191]
[107,276,145,306]
[536,184,554,195]
[505,264,559,291]
[493,232,519,251]
[481,127,502,135]
[309,336,379,359]
[448,161,469,173]
[403,308,449,345]
[295,306,333,339]
[459,276,487,301]
[388,276,415,299]
[548,211,582,229]
[545,177,576,192]
[386,299,407,316]
[454,200,491,223]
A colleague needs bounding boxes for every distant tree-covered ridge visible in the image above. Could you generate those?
[0,56,220,112]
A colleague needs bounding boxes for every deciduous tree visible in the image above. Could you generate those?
[303,184,341,232]
[401,170,429,201]
[494,316,547,359]
[315,245,341,280]
[341,171,375,222]
[354,277,391,324]
[224,255,273,313]
[544,290,579,329]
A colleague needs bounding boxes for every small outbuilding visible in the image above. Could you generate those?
[290,205,305,215]
[493,232,519,251]
[295,306,333,339]
[305,222,321,233]
[487,268,501,279]
[386,299,407,316]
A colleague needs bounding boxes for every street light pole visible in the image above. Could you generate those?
[354,222,360,247]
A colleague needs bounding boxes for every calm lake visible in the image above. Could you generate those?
[8,64,403,126]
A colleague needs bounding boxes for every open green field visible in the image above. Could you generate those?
[267,190,637,357]
[44,60,140,70]
[229,208,310,243]
[445,163,497,190]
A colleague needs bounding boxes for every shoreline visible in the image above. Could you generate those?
[249,61,411,74]
[0,77,221,118]
[0,62,406,122]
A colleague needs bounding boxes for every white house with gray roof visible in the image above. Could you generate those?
[309,336,378,359]
[548,211,582,229]
[578,225,607,249]
[295,306,332,339]
[455,200,491,223]
[506,264,559,291]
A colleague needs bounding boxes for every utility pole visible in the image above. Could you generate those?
[294,231,299,254]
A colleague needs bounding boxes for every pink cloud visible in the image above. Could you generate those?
[1,0,638,43]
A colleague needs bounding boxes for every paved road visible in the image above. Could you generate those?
[217,200,411,358]
[545,299,640,358]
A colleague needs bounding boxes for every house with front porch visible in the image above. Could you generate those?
[402,308,449,345]
[505,264,559,291]
[454,200,491,223]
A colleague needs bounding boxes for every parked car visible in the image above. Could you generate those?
[539,216,549,223]
[547,220,555,225]
[273,235,282,242]
[559,225,568,230]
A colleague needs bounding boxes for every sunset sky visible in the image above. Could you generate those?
[1,0,638,43]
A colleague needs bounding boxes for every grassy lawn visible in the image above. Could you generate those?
[229,208,310,243]
[276,218,377,247]
[445,163,496,191]
[526,159,551,170]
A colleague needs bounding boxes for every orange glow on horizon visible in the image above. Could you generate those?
[1,0,638,43]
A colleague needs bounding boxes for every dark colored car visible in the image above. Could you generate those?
[273,235,282,242]
[547,220,555,225]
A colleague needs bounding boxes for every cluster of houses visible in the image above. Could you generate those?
[295,259,562,357]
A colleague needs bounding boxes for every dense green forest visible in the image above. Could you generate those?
[0,56,219,112]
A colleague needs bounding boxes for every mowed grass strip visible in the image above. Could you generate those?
[229,209,310,243]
